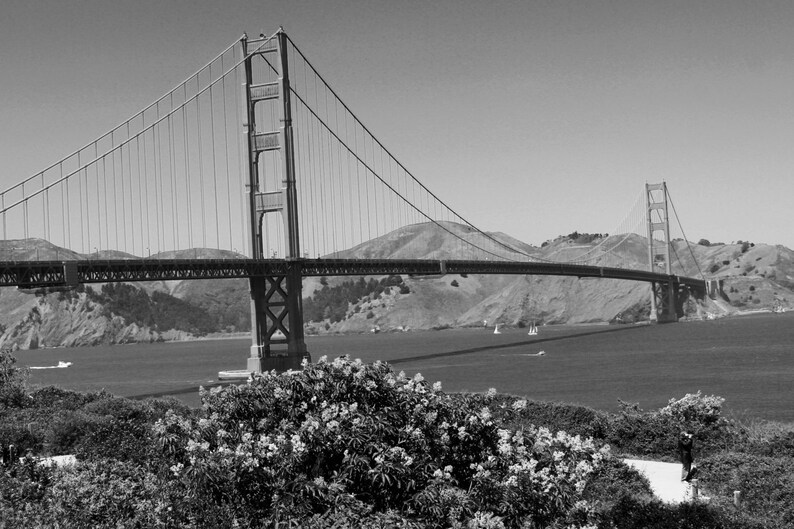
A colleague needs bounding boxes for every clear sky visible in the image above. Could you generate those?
[2,0,793,248]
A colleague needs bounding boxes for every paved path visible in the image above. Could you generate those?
[623,459,693,504]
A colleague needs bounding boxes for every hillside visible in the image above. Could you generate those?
[1,228,793,349]
[306,227,794,334]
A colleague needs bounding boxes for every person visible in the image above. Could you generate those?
[678,431,696,481]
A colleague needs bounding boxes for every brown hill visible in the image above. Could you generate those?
[1,228,793,349]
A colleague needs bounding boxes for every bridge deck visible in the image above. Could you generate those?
[0,258,705,290]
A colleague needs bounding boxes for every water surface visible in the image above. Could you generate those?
[18,312,794,421]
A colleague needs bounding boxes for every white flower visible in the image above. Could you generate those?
[432,381,443,391]
[511,399,527,411]
[486,388,497,397]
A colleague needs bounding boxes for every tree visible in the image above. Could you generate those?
[0,350,29,409]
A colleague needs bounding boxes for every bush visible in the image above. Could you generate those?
[595,494,756,529]
[0,350,29,409]
[582,456,654,506]
[28,386,109,411]
[153,357,609,528]
[39,459,176,528]
[658,392,725,429]
[698,452,794,528]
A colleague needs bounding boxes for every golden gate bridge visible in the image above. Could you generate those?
[0,29,707,372]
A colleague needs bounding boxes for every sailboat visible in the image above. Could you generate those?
[493,324,501,335]
[527,322,538,336]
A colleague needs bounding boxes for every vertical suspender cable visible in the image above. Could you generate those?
[135,125,144,255]
[120,133,127,252]
[334,97,345,252]
[65,161,72,250]
[354,119,363,246]
[101,155,109,249]
[78,152,84,252]
[196,76,207,248]
[139,130,148,254]
[209,63,220,248]
[234,53,247,254]
[154,107,162,252]
[181,86,192,247]
[126,123,135,253]
[324,85,338,255]
[169,93,179,249]
[111,132,119,249]
[23,182,28,240]
[221,53,234,250]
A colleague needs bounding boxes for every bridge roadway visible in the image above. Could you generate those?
[0,258,705,291]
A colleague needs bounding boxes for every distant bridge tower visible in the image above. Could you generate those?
[242,30,308,372]
[645,182,677,323]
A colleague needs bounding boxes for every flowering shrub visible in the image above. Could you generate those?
[155,356,608,528]
[658,391,726,428]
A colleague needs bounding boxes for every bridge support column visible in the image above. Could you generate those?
[247,262,308,373]
[651,280,678,323]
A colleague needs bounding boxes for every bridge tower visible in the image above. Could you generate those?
[241,30,309,372]
[645,182,677,323]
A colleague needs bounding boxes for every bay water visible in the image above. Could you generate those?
[17,312,794,422]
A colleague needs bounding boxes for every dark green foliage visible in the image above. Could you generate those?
[450,279,459,287]
[698,239,711,246]
[90,283,217,335]
[304,276,406,323]
[0,455,57,527]
[583,457,654,503]
[560,231,607,244]
[595,494,756,529]
[0,350,29,409]
[698,452,794,528]
[709,263,720,274]
[500,398,608,440]
[28,386,109,411]
[182,279,251,332]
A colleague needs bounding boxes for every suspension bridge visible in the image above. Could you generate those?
[0,29,708,372]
